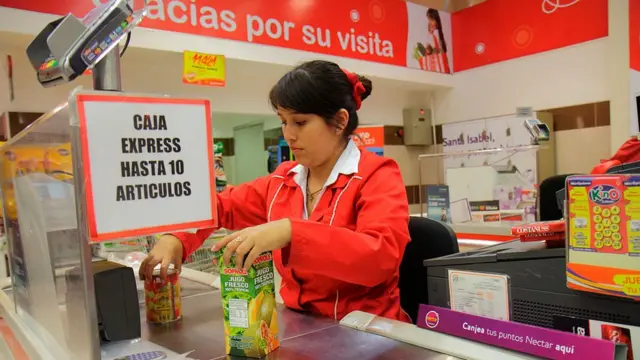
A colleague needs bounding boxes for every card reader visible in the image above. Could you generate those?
[26,0,146,87]
[524,118,551,143]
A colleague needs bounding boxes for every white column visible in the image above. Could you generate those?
[608,0,631,153]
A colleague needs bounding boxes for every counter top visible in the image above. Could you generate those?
[142,290,458,360]
[1,274,537,360]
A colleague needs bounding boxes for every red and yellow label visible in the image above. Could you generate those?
[567,263,640,300]
[182,51,225,87]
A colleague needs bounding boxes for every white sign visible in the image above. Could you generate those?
[448,269,511,321]
[440,115,538,216]
[76,94,216,241]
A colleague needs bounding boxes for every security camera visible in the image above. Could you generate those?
[524,118,550,145]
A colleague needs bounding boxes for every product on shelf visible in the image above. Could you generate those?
[2,146,46,178]
[566,175,640,300]
[43,143,73,181]
[144,267,182,324]
[1,146,48,220]
[214,248,280,358]
[214,141,227,192]
[511,219,565,242]
[568,176,631,254]
[0,144,73,220]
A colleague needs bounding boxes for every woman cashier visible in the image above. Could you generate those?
[140,60,411,322]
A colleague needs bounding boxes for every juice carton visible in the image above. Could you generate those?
[214,248,280,358]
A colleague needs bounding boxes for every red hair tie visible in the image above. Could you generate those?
[342,68,366,110]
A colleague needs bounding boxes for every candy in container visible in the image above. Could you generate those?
[144,267,182,324]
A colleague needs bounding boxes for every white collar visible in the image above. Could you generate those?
[288,139,360,189]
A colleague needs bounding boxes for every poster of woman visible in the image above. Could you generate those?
[405,3,454,74]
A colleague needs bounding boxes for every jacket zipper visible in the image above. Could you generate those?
[267,181,285,222]
[328,176,359,225]
[333,290,340,320]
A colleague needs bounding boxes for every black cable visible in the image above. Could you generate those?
[119,32,131,58]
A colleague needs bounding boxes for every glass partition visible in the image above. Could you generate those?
[419,145,542,227]
[0,100,98,360]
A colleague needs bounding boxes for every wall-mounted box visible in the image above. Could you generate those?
[403,108,433,146]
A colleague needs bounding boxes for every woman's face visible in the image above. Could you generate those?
[428,17,436,31]
[278,107,345,168]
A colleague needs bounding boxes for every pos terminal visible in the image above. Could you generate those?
[26,0,144,87]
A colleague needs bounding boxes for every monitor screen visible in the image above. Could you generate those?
[636,95,640,132]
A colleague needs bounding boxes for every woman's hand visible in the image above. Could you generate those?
[212,219,292,270]
[139,234,184,281]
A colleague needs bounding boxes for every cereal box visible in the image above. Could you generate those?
[214,249,280,358]
[566,175,640,300]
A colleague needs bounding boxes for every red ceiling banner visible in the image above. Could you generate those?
[0,0,454,74]
[452,0,609,72]
[630,0,640,71]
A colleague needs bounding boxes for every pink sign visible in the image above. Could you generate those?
[417,305,626,360]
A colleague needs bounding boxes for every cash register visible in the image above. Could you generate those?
[425,116,640,330]
[65,260,141,346]
[424,240,640,329]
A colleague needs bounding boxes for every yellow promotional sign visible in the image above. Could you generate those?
[182,51,225,87]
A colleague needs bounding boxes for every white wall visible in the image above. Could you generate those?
[555,126,611,174]
[433,39,610,124]
[212,114,281,138]
[609,0,631,153]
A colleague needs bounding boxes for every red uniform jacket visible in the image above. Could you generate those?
[172,147,411,322]
[592,137,640,174]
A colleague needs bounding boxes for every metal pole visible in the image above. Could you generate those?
[92,45,122,91]
[79,44,124,360]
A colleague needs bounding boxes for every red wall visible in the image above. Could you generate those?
[630,0,640,71]
[452,0,609,72]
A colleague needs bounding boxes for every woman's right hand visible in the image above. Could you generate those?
[139,234,184,281]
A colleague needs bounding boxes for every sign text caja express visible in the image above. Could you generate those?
[117,114,192,201]
[77,94,215,240]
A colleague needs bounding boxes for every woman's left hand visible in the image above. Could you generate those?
[212,219,292,270]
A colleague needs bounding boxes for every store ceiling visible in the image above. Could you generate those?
[406,0,487,13]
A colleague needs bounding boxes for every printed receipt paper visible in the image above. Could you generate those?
[447,269,511,321]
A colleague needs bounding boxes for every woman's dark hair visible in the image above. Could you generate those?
[426,9,447,53]
[268,60,373,139]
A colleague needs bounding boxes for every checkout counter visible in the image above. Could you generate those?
[0,126,633,359]
[0,1,635,359]
[0,268,542,360]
